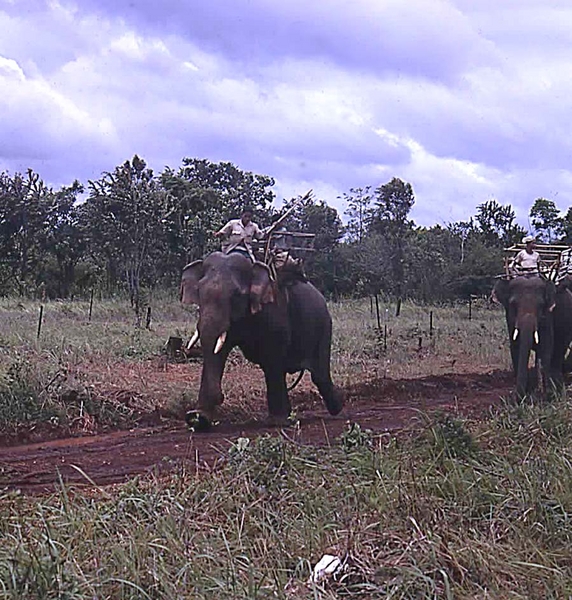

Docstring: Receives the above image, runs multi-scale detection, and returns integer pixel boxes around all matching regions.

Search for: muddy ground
[0,363,514,494]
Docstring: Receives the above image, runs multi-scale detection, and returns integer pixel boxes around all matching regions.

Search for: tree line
[1,155,571,304]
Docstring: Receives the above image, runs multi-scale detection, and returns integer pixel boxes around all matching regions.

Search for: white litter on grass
[309,554,343,584]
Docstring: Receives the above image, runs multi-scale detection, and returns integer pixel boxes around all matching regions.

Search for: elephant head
[180,252,276,419]
[492,276,556,395]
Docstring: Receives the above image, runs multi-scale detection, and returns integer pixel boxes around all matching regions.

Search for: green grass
[1,399,572,598]
[0,293,570,598]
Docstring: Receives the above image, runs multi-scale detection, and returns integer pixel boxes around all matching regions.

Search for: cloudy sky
[1,0,571,226]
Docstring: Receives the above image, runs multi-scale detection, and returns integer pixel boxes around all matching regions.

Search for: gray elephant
[492,276,563,396]
[552,275,572,376]
[492,277,556,395]
[180,252,344,430]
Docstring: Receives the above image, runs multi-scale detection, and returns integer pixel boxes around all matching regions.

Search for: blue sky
[1,0,571,227]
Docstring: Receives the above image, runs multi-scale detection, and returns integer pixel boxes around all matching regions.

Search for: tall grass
[1,397,572,598]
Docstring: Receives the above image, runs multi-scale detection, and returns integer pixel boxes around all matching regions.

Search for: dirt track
[0,370,514,494]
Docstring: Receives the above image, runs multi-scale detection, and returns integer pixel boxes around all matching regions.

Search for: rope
[287,370,305,391]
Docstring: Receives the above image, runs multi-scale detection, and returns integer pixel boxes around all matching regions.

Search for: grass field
[4,294,569,598]
[0,294,509,434]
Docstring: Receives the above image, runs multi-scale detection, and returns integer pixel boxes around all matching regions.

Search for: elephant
[551,277,572,377]
[180,251,344,430]
[492,276,558,396]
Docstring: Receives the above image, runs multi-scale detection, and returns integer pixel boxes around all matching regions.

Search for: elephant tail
[287,370,305,391]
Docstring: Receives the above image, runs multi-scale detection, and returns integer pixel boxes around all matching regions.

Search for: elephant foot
[265,413,296,428]
[185,411,213,432]
[324,386,345,416]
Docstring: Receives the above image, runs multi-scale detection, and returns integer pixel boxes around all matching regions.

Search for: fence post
[146,306,152,330]
[374,294,381,330]
[468,296,472,320]
[89,288,94,322]
[37,305,44,340]
[429,311,434,337]
[395,298,402,317]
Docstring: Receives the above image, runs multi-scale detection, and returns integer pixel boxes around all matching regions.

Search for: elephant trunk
[515,316,536,397]
[196,309,231,414]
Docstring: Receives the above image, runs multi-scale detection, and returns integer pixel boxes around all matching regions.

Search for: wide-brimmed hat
[522,235,536,244]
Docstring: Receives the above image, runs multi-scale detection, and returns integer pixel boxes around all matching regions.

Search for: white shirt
[512,249,540,273]
[217,219,264,254]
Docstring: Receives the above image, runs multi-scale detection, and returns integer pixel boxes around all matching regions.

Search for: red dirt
[0,369,514,494]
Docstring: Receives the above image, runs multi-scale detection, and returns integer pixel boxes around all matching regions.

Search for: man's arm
[510,250,523,270]
[215,221,233,238]
[253,223,265,239]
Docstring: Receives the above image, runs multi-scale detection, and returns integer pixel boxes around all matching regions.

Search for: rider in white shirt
[511,235,541,276]
[215,208,264,260]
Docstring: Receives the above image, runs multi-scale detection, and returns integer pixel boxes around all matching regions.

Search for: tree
[42,180,87,298]
[279,194,344,295]
[342,186,372,243]
[160,159,276,276]
[84,156,167,310]
[369,178,416,298]
[561,207,572,245]
[474,200,524,247]
[529,198,562,243]
[0,170,65,295]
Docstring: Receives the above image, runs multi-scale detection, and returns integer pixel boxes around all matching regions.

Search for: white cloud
[0,0,571,228]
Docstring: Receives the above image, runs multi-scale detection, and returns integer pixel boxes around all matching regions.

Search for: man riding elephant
[510,235,541,276]
[214,207,265,261]
[181,251,344,430]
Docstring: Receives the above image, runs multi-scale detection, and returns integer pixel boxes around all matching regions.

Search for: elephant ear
[180,260,204,305]
[250,262,276,315]
[491,278,510,307]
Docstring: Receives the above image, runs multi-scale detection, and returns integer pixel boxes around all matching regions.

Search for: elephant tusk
[513,328,519,341]
[534,330,539,345]
[187,329,200,350]
[214,331,227,354]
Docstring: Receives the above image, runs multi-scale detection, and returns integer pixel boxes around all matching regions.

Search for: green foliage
[474,199,525,247]
[340,421,373,452]
[0,158,569,304]
[0,358,60,424]
[428,413,476,459]
[342,186,373,243]
[84,156,168,307]
[530,197,563,242]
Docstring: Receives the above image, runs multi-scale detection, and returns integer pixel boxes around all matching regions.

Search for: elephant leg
[310,339,344,416]
[549,336,568,391]
[263,367,291,422]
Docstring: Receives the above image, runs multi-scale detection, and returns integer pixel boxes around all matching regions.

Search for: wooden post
[384,324,387,352]
[89,288,94,322]
[468,296,472,320]
[395,298,402,317]
[418,336,422,351]
[37,305,44,340]
[369,296,373,317]
[429,311,434,337]
[374,294,381,330]
[145,306,152,330]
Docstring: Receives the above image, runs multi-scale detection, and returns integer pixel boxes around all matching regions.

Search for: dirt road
[0,370,513,494]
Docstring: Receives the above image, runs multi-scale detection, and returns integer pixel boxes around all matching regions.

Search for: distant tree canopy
[0,156,568,302]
